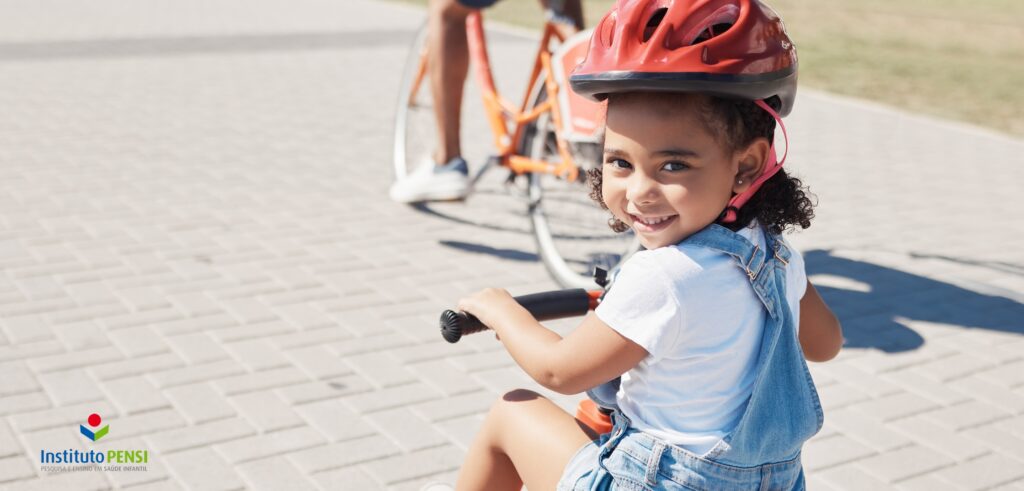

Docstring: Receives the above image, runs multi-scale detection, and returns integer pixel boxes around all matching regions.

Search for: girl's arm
[798,280,843,362]
[458,288,648,394]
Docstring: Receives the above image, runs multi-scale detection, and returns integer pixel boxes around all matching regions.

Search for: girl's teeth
[638,216,668,225]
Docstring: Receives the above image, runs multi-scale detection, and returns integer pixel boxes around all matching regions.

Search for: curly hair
[587,93,815,236]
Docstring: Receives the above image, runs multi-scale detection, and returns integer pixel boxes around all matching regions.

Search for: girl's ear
[732,137,771,195]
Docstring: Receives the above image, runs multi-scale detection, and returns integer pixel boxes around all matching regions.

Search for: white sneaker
[389,156,470,203]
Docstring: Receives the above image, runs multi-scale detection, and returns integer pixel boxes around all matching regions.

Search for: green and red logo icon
[80,413,109,442]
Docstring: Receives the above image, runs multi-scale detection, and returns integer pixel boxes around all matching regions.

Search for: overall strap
[682,224,783,320]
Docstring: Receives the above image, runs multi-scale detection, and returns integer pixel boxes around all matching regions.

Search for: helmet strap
[720,99,789,223]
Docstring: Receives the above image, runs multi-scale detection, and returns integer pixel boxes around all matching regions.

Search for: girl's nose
[626,173,659,204]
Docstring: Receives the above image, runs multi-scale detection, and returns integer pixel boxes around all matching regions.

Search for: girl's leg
[455,389,598,491]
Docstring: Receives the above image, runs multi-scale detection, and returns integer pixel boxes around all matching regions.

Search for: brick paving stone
[3,471,110,491]
[309,466,381,491]
[145,418,256,455]
[896,474,962,491]
[50,321,110,352]
[236,456,317,491]
[432,414,486,451]
[949,375,1024,413]
[327,331,417,357]
[911,353,999,383]
[92,437,170,488]
[166,292,221,317]
[878,368,973,406]
[164,382,236,425]
[822,406,913,452]
[229,391,304,433]
[346,352,417,389]
[284,345,351,379]
[962,424,1024,462]
[0,340,64,365]
[802,434,876,472]
[0,315,53,344]
[220,298,278,325]
[212,366,309,396]
[366,407,448,452]
[151,314,237,337]
[935,453,1024,491]
[9,400,116,433]
[345,383,442,415]
[0,419,22,458]
[117,286,172,312]
[163,447,244,491]
[26,346,123,374]
[105,409,188,443]
[273,303,334,331]
[817,462,890,491]
[0,392,51,417]
[287,436,401,475]
[892,416,991,462]
[0,456,36,484]
[214,426,326,465]
[853,391,939,423]
[857,445,954,483]
[90,352,184,381]
[208,320,295,344]
[294,398,376,442]
[411,359,485,396]
[101,376,171,415]
[976,360,1024,388]
[223,338,291,371]
[107,326,168,358]
[362,445,464,486]
[149,360,246,389]
[923,400,1013,431]
[287,372,375,401]
[165,333,231,365]
[412,390,497,423]
[0,362,41,396]
[101,309,183,332]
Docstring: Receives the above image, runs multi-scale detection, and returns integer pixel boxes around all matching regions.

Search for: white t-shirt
[595,224,807,455]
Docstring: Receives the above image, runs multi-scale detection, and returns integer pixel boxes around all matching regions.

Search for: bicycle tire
[392,21,433,180]
[519,87,640,289]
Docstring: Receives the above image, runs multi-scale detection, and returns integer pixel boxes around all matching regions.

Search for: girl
[453,1,843,489]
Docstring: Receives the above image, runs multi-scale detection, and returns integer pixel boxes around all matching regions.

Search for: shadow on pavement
[805,249,1024,353]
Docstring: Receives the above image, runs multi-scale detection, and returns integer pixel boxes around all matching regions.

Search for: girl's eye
[662,161,691,172]
[606,158,632,170]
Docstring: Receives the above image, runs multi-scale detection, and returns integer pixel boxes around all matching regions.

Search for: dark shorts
[457,0,500,8]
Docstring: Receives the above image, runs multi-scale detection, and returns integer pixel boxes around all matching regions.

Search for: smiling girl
[450,1,843,490]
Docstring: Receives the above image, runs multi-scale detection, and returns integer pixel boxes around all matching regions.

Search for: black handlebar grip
[440,288,592,343]
[439,309,488,344]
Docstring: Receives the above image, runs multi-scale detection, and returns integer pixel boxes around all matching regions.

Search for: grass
[392,0,1024,137]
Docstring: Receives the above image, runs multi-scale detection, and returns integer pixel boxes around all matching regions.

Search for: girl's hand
[456,288,527,332]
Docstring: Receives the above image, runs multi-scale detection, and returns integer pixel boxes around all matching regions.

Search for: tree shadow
[804,249,1024,353]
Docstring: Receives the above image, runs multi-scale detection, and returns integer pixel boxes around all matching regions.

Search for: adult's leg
[427,0,473,166]
[540,0,585,37]
[455,389,598,491]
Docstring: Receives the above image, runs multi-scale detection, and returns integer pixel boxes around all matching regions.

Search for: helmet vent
[642,8,668,42]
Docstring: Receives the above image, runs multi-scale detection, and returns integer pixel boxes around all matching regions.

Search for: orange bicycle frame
[407,12,582,182]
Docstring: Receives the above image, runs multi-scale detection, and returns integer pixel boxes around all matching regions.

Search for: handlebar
[439,288,600,343]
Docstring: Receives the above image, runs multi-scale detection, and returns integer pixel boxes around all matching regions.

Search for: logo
[79,413,109,442]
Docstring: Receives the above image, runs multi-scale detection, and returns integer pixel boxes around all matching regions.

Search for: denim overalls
[559,224,824,491]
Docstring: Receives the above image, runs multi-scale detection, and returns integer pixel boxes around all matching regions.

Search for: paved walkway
[0,0,1022,489]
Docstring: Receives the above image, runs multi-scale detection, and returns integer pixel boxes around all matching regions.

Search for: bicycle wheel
[393,22,433,180]
[520,89,640,289]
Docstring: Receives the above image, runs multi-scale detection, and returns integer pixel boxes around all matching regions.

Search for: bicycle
[392,9,640,289]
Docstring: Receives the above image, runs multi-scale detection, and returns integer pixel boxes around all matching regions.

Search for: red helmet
[570,0,798,116]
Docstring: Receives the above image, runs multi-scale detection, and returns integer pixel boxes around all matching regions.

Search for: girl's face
[602,94,756,249]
